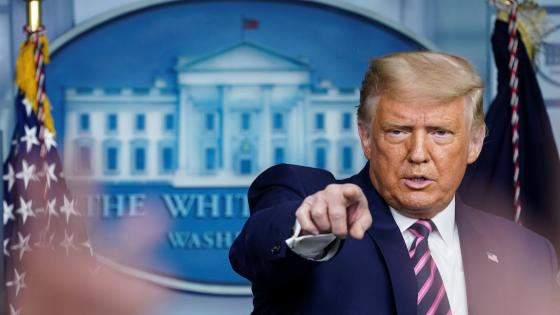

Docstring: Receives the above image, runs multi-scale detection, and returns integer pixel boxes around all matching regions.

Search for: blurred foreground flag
[459,3,560,258]
[2,25,91,314]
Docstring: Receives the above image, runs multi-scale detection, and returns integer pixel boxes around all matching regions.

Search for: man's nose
[407,131,429,164]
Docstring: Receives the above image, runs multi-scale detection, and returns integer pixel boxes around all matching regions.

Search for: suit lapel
[350,165,507,314]
[456,199,504,314]
[351,165,417,315]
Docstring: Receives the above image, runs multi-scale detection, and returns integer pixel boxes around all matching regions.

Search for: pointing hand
[295,184,372,239]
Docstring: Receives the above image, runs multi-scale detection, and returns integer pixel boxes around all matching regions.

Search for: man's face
[358,95,484,218]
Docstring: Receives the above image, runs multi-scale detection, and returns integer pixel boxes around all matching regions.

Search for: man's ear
[467,126,485,164]
[358,121,372,160]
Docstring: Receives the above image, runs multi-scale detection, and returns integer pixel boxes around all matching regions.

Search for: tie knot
[409,219,435,239]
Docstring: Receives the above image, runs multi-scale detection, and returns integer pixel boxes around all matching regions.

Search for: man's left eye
[431,130,451,137]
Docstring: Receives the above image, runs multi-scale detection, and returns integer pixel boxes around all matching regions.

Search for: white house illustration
[63,42,364,186]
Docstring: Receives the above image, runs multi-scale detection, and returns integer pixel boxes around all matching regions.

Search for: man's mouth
[403,176,433,189]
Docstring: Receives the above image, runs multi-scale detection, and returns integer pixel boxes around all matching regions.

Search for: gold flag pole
[25,0,42,32]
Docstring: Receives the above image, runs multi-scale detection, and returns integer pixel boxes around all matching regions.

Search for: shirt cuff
[285,220,341,261]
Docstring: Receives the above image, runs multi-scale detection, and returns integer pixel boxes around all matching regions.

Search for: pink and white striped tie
[408,219,452,315]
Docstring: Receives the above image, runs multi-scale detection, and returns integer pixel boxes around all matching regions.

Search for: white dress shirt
[286,197,468,315]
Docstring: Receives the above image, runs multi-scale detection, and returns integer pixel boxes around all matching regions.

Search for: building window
[315,113,325,131]
[342,113,352,131]
[342,146,353,171]
[102,141,120,175]
[206,148,216,170]
[74,139,94,175]
[130,139,148,174]
[159,142,175,174]
[162,147,173,172]
[273,113,284,131]
[274,147,285,164]
[240,159,252,174]
[78,146,92,172]
[235,139,255,175]
[315,147,327,169]
[313,139,329,169]
[134,147,146,171]
[205,113,215,131]
[164,113,174,132]
[241,112,251,131]
[135,114,146,131]
[107,147,118,171]
[107,114,118,132]
[79,114,90,132]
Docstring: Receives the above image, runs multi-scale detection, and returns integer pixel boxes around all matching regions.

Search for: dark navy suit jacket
[230,164,560,314]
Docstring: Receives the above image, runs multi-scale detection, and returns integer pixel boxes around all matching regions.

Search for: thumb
[348,205,372,240]
[342,185,372,239]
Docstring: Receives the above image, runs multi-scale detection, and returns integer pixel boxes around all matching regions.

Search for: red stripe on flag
[243,18,259,30]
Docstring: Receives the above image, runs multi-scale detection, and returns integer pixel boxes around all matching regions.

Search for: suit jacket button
[271,245,280,255]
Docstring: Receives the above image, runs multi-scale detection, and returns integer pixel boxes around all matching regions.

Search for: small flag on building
[242,17,259,30]
[2,24,92,314]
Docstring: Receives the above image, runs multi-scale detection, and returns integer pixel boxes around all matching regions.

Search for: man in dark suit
[229,52,560,314]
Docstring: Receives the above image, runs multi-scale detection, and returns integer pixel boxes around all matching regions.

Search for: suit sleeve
[229,164,336,288]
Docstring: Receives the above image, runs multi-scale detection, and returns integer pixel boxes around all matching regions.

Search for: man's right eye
[387,129,405,136]
[385,129,409,141]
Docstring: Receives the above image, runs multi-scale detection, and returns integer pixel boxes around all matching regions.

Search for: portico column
[222,85,232,174]
[261,85,272,169]
[178,86,189,175]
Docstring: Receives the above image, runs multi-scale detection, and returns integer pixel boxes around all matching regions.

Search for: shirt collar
[389,197,456,246]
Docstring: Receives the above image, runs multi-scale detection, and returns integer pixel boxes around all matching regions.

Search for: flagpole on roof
[241,15,246,42]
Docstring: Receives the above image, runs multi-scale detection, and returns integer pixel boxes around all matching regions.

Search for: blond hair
[358,51,485,133]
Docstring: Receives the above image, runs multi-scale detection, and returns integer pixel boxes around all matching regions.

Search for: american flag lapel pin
[486,251,499,264]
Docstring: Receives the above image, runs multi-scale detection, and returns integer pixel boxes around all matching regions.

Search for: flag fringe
[15,34,55,136]
[496,3,552,64]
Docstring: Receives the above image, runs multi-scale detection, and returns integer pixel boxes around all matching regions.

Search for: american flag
[2,26,92,315]
[242,17,259,30]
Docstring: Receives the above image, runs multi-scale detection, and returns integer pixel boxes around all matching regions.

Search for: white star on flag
[9,304,21,315]
[20,125,39,153]
[3,201,15,225]
[16,197,35,224]
[21,97,33,117]
[43,162,57,188]
[15,159,37,189]
[81,239,95,257]
[34,230,56,249]
[6,268,27,297]
[11,232,32,262]
[60,195,79,223]
[60,230,77,256]
[47,233,56,248]
[3,164,16,192]
[46,198,58,217]
[4,238,10,256]
[89,265,102,276]
[43,128,57,151]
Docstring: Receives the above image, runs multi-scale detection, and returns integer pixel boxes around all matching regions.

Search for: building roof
[176,42,310,72]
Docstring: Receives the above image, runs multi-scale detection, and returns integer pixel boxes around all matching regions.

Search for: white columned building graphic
[63,42,364,186]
